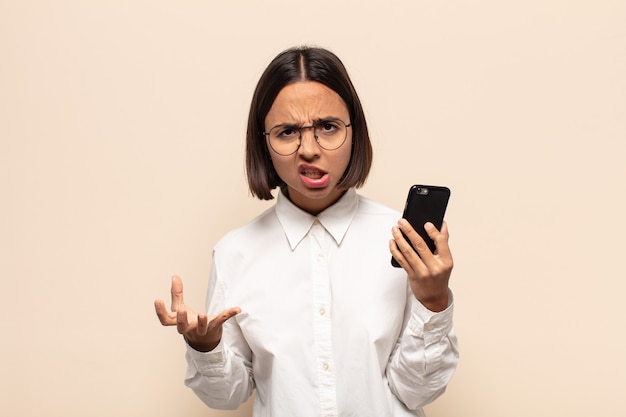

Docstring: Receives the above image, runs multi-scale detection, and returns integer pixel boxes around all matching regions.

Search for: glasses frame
[263,118,352,156]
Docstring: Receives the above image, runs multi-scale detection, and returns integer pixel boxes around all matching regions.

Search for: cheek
[266,144,281,169]
[340,143,354,169]
[269,154,293,178]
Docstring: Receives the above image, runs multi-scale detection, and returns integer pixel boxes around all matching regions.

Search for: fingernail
[398,219,408,227]
[392,225,399,233]
[424,222,434,230]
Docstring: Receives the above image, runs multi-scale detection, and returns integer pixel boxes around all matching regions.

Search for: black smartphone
[391,185,451,268]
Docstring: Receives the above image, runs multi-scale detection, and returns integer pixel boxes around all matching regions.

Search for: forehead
[265,81,348,125]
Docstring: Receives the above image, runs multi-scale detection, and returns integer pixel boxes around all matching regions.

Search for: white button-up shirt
[185,189,458,417]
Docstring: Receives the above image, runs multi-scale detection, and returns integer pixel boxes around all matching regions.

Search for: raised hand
[389,219,453,312]
[154,276,241,352]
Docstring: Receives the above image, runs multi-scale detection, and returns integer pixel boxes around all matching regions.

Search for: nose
[297,126,320,156]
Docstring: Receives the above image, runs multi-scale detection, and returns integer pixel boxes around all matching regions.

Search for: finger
[176,304,192,334]
[171,275,184,312]
[208,307,242,332]
[424,221,452,260]
[397,219,433,261]
[440,221,450,236]
[389,238,409,269]
[390,225,421,273]
[197,314,209,336]
[154,299,176,326]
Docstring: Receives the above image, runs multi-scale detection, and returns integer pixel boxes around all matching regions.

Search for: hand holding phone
[391,185,450,268]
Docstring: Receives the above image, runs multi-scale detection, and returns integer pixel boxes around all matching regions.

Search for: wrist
[418,292,449,313]
[185,336,220,353]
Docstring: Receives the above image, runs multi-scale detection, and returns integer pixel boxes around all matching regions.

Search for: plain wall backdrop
[2,1,625,416]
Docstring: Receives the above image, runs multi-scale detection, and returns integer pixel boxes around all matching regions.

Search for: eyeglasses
[263,118,351,156]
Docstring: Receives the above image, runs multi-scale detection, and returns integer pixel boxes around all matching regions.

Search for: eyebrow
[271,117,344,128]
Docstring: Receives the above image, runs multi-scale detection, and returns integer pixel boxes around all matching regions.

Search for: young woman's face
[264,81,353,215]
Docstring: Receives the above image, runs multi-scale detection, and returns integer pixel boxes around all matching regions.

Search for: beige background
[2,1,625,416]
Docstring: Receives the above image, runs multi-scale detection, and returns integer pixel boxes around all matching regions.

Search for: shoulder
[345,194,401,239]
[211,204,284,279]
[356,194,401,219]
[214,204,280,251]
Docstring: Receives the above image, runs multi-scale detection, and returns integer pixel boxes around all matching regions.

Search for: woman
[155,46,458,416]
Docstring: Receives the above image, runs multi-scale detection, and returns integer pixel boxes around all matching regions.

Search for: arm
[387,219,459,409]
[386,291,459,409]
[154,266,254,409]
[183,259,255,409]
[184,330,255,409]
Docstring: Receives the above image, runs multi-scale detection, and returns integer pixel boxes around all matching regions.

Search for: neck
[284,188,347,215]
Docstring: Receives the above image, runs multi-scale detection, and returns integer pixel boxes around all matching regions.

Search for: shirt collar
[275,188,359,250]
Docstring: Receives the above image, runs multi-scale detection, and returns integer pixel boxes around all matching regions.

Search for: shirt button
[319,307,326,316]
[322,363,329,371]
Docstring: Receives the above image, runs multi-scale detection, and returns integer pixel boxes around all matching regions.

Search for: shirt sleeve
[183,253,255,410]
[386,289,459,410]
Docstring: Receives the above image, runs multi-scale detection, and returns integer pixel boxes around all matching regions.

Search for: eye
[274,126,299,139]
[318,122,339,134]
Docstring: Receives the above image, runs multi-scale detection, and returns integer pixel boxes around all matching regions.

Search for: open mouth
[300,168,325,179]
[299,165,329,188]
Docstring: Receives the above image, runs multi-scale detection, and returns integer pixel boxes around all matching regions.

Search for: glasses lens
[314,120,348,151]
[268,125,301,155]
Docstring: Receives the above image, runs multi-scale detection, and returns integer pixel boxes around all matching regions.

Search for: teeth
[302,169,323,179]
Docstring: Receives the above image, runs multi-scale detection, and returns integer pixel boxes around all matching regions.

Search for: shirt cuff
[186,339,226,373]
[408,289,455,346]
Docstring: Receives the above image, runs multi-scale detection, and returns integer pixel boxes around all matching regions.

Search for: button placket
[310,221,338,415]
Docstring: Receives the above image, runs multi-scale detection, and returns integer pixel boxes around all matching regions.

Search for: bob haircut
[246,46,373,200]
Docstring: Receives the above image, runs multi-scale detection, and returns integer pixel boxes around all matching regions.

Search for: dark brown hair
[246,46,373,200]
